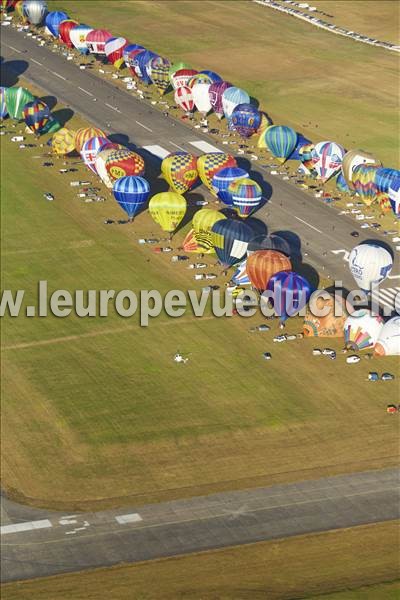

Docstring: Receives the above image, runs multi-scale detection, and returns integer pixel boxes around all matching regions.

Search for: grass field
[46,0,399,168]
[1,87,399,510]
[2,522,399,599]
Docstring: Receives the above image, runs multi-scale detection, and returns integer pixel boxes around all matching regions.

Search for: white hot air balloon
[344,309,384,351]
[191,82,211,116]
[23,0,47,25]
[69,25,93,55]
[349,244,393,292]
[222,87,250,119]
[374,316,400,356]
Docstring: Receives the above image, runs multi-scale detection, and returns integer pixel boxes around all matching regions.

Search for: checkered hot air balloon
[58,19,78,47]
[246,250,292,292]
[351,164,380,206]
[104,37,128,69]
[113,176,150,221]
[197,153,237,193]
[388,177,400,217]
[212,167,249,205]
[161,152,198,194]
[149,56,171,95]
[80,135,109,173]
[105,148,145,183]
[174,86,194,114]
[74,126,106,153]
[229,178,262,218]
[95,145,123,188]
[22,99,50,135]
[51,128,76,155]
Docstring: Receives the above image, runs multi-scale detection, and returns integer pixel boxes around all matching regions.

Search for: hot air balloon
[95,145,121,188]
[69,24,93,54]
[105,148,145,183]
[5,87,35,120]
[22,0,47,25]
[212,167,249,205]
[222,87,250,119]
[44,10,68,37]
[182,229,200,253]
[161,152,198,194]
[74,126,106,153]
[344,310,384,351]
[378,192,392,214]
[86,29,112,54]
[208,81,232,119]
[113,176,150,221]
[303,293,348,338]
[211,219,253,267]
[192,209,226,253]
[267,271,312,322]
[168,61,190,82]
[287,134,312,161]
[349,243,393,292]
[374,317,400,356]
[336,171,352,194]
[133,49,158,84]
[174,86,194,114]
[299,142,316,176]
[200,70,222,83]
[22,99,50,135]
[342,149,380,191]
[51,127,76,155]
[375,168,400,194]
[258,125,297,164]
[312,141,345,182]
[388,177,400,217]
[188,73,213,87]
[149,56,171,95]
[171,68,198,90]
[352,164,380,206]
[247,234,291,257]
[0,87,8,119]
[1,0,16,11]
[197,153,237,193]
[191,82,212,115]
[229,178,262,218]
[123,43,145,66]
[104,37,128,69]
[80,135,109,173]
[149,192,187,235]
[124,47,145,77]
[15,1,26,21]
[58,19,78,47]
[246,250,292,292]
[230,103,261,138]
[232,259,251,285]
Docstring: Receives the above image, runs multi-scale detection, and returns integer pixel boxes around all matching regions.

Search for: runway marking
[189,140,221,153]
[142,145,170,159]
[105,103,121,113]
[294,216,323,234]
[51,71,66,81]
[31,58,42,66]
[169,141,186,152]
[1,519,52,535]
[78,87,93,97]
[115,513,142,525]
[135,120,153,132]
[331,249,350,262]
[7,45,21,54]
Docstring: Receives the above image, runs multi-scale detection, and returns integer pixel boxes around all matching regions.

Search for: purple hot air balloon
[208,81,233,119]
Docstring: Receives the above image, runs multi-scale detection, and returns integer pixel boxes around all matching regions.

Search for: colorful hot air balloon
[287,134,312,161]
[375,168,400,194]
[15,0,26,21]
[74,126,106,153]
[222,87,250,119]
[197,153,237,193]
[1,0,16,11]
[113,176,150,221]
[349,243,393,292]
[377,192,392,213]
[230,103,261,138]
[352,164,380,206]
[374,317,400,356]
[303,293,348,338]
[104,37,128,69]
[174,85,194,114]
[247,234,291,257]
[95,146,121,188]
[208,81,232,119]
[171,68,198,90]
[105,148,145,183]
[161,152,198,194]
[267,271,312,322]
[69,24,93,54]
[191,82,212,115]
[123,43,145,68]
[134,49,158,84]
[388,177,400,217]
[336,171,352,194]
[149,192,187,234]
[22,99,50,135]
[344,310,384,351]
[299,142,316,176]
[246,250,292,292]
[231,259,251,286]
[182,229,200,253]
[44,10,68,37]
[5,87,35,120]
[312,141,345,182]
[258,125,297,164]
[22,0,47,25]
[51,127,76,155]
[86,29,112,54]
[188,73,213,87]
[58,19,78,47]
[211,219,253,267]
[192,209,226,253]
[168,62,190,82]
[229,178,262,218]
[341,149,380,191]
[212,167,249,205]
[80,135,109,173]
[149,56,171,95]
[0,87,8,119]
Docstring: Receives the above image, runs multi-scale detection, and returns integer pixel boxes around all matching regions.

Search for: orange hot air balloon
[303,293,348,338]
[74,127,106,153]
[246,250,291,292]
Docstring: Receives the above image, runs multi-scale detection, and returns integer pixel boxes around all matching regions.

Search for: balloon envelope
[267,271,312,322]
[113,176,150,219]
[212,167,249,205]
[86,29,112,54]
[174,86,194,113]
[258,125,297,164]
[209,81,232,118]
[303,293,348,338]
[58,19,78,47]
[230,103,261,138]
[197,153,237,193]
[374,317,400,356]
[23,99,50,135]
[51,127,76,155]
[105,148,145,183]
[229,178,262,217]
[104,37,128,69]
[171,68,198,90]
[45,10,69,36]
[80,135,109,173]
[312,141,345,182]
[69,24,93,54]
[222,86,250,119]
[349,243,393,291]
[388,177,400,217]
[150,56,171,95]
[161,152,198,194]
[5,86,35,120]
[211,219,253,267]
[0,87,8,119]
[192,208,226,253]
[375,168,400,194]
[191,82,211,115]
[247,234,291,256]
[352,164,380,206]
[246,250,291,292]
[342,149,380,190]
[22,0,47,25]
[344,310,384,350]
[148,192,187,233]
[74,126,106,152]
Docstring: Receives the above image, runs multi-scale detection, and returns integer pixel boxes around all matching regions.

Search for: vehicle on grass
[312,349,322,356]
[368,372,379,381]
[346,355,361,364]
[273,335,286,343]
[381,373,395,381]
[350,231,359,237]
[258,325,270,332]
[43,192,54,201]
[322,348,335,356]
[263,352,272,360]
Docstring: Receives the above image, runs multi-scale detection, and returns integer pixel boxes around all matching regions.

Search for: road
[1,468,399,582]
[1,24,399,314]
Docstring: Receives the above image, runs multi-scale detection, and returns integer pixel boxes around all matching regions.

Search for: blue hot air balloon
[211,219,253,267]
[0,87,8,119]
[134,49,158,84]
[267,271,312,323]
[113,176,150,220]
[222,86,250,119]
[336,171,352,194]
[212,167,249,205]
[288,134,312,161]
[388,177,400,218]
[375,168,400,194]
[229,178,263,218]
[45,10,69,37]
[229,103,261,138]
[200,70,222,83]
[258,125,298,164]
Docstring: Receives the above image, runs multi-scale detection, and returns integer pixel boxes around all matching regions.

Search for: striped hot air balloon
[86,29,112,54]
[22,0,47,25]
[197,153,237,193]
[229,178,262,218]
[344,310,384,351]
[51,128,76,155]
[192,209,226,253]
[161,152,198,194]
[149,56,171,95]
[58,19,78,47]
[312,141,345,182]
[104,37,128,69]
[212,167,249,205]
[232,259,251,285]
[267,271,312,323]
[80,135,109,173]
[341,149,380,190]
[22,99,50,135]
[222,87,250,119]
[174,85,194,114]
[258,125,298,164]
[182,229,201,253]
[171,68,198,90]
[375,168,400,194]
[105,148,145,183]
[113,176,150,220]
[74,126,106,153]
[208,81,232,119]
[351,164,380,206]
[211,219,253,267]
[246,250,292,292]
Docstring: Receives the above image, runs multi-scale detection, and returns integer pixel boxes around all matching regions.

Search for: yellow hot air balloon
[342,149,381,191]
[161,152,198,194]
[192,208,226,253]
[149,192,187,235]
[52,128,76,155]
[74,126,106,153]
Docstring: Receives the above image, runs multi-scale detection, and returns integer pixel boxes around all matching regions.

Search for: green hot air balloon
[5,87,35,120]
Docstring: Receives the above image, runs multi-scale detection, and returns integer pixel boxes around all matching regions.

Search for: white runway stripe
[115,513,142,524]
[1,519,52,535]
[142,145,170,159]
[189,140,222,153]
[371,287,400,312]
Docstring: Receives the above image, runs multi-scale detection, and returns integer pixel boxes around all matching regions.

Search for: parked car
[368,372,379,381]
[262,352,272,360]
[43,192,54,201]
[257,325,270,332]
[350,231,359,237]
[312,349,322,356]
[322,348,335,356]
[346,355,361,364]
[381,373,395,381]
[273,335,286,343]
